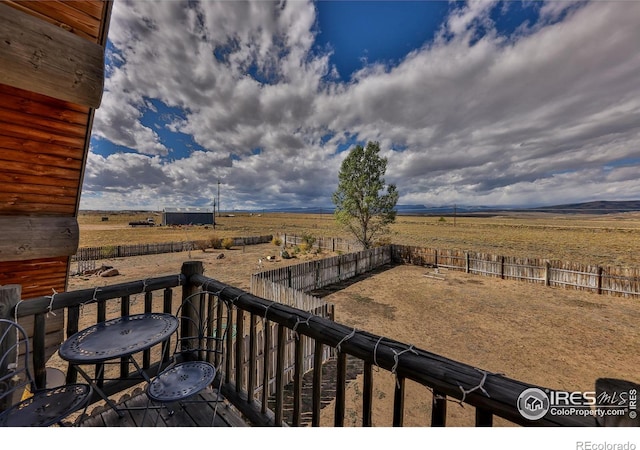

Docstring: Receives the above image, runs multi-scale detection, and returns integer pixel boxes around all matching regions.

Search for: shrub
[221,237,234,249]
[209,236,222,249]
[374,236,392,247]
[271,236,282,246]
[300,234,316,252]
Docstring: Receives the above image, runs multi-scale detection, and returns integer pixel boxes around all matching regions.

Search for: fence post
[434,249,438,268]
[0,284,20,321]
[500,256,505,279]
[597,266,603,294]
[465,252,470,273]
[544,261,551,286]
[180,260,204,356]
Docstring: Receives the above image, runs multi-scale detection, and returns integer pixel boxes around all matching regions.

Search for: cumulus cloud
[83,0,640,210]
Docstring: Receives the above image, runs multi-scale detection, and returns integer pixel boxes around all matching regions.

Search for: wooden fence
[280,234,362,254]
[71,235,273,262]
[247,246,392,393]
[391,245,640,298]
[254,246,393,293]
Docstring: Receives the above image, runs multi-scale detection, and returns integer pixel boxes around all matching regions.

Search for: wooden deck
[76,388,250,427]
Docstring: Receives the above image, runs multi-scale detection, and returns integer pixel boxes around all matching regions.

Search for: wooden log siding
[0,216,79,262]
[0,84,88,216]
[4,1,108,43]
[0,2,105,108]
[0,256,68,300]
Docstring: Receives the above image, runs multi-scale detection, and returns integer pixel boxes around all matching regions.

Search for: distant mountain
[394,200,640,216]
[528,200,640,214]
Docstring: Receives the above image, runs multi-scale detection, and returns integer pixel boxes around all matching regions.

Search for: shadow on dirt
[309,263,398,298]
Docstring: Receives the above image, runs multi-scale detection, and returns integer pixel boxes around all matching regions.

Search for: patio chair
[0,319,92,427]
[142,291,231,426]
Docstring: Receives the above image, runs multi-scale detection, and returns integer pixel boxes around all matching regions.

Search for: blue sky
[82,0,640,211]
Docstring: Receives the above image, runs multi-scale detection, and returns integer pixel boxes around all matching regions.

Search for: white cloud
[84,0,640,210]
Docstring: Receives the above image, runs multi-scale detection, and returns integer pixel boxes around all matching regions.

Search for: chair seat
[146,361,216,403]
[0,384,92,427]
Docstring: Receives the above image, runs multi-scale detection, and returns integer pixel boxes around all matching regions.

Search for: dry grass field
[79,210,640,267]
[64,211,640,427]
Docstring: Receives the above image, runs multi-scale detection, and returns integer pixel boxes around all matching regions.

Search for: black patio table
[58,313,179,417]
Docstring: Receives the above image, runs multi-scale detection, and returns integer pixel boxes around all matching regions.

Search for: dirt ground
[62,243,640,427]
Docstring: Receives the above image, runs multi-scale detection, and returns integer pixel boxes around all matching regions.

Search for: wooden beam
[0,3,104,108]
[0,216,78,262]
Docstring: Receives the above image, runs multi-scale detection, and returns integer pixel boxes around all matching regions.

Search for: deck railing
[3,260,598,427]
[188,261,595,427]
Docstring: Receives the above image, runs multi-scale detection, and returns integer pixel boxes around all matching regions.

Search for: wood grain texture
[0,3,104,107]
[0,216,79,262]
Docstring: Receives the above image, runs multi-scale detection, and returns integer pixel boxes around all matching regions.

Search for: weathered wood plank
[0,3,104,107]
[0,216,79,262]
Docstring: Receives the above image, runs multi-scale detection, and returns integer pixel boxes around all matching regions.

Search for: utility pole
[454,204,457,227]
[217,180,221,216]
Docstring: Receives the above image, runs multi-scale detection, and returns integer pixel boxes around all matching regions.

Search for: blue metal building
[162,207,214,226]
